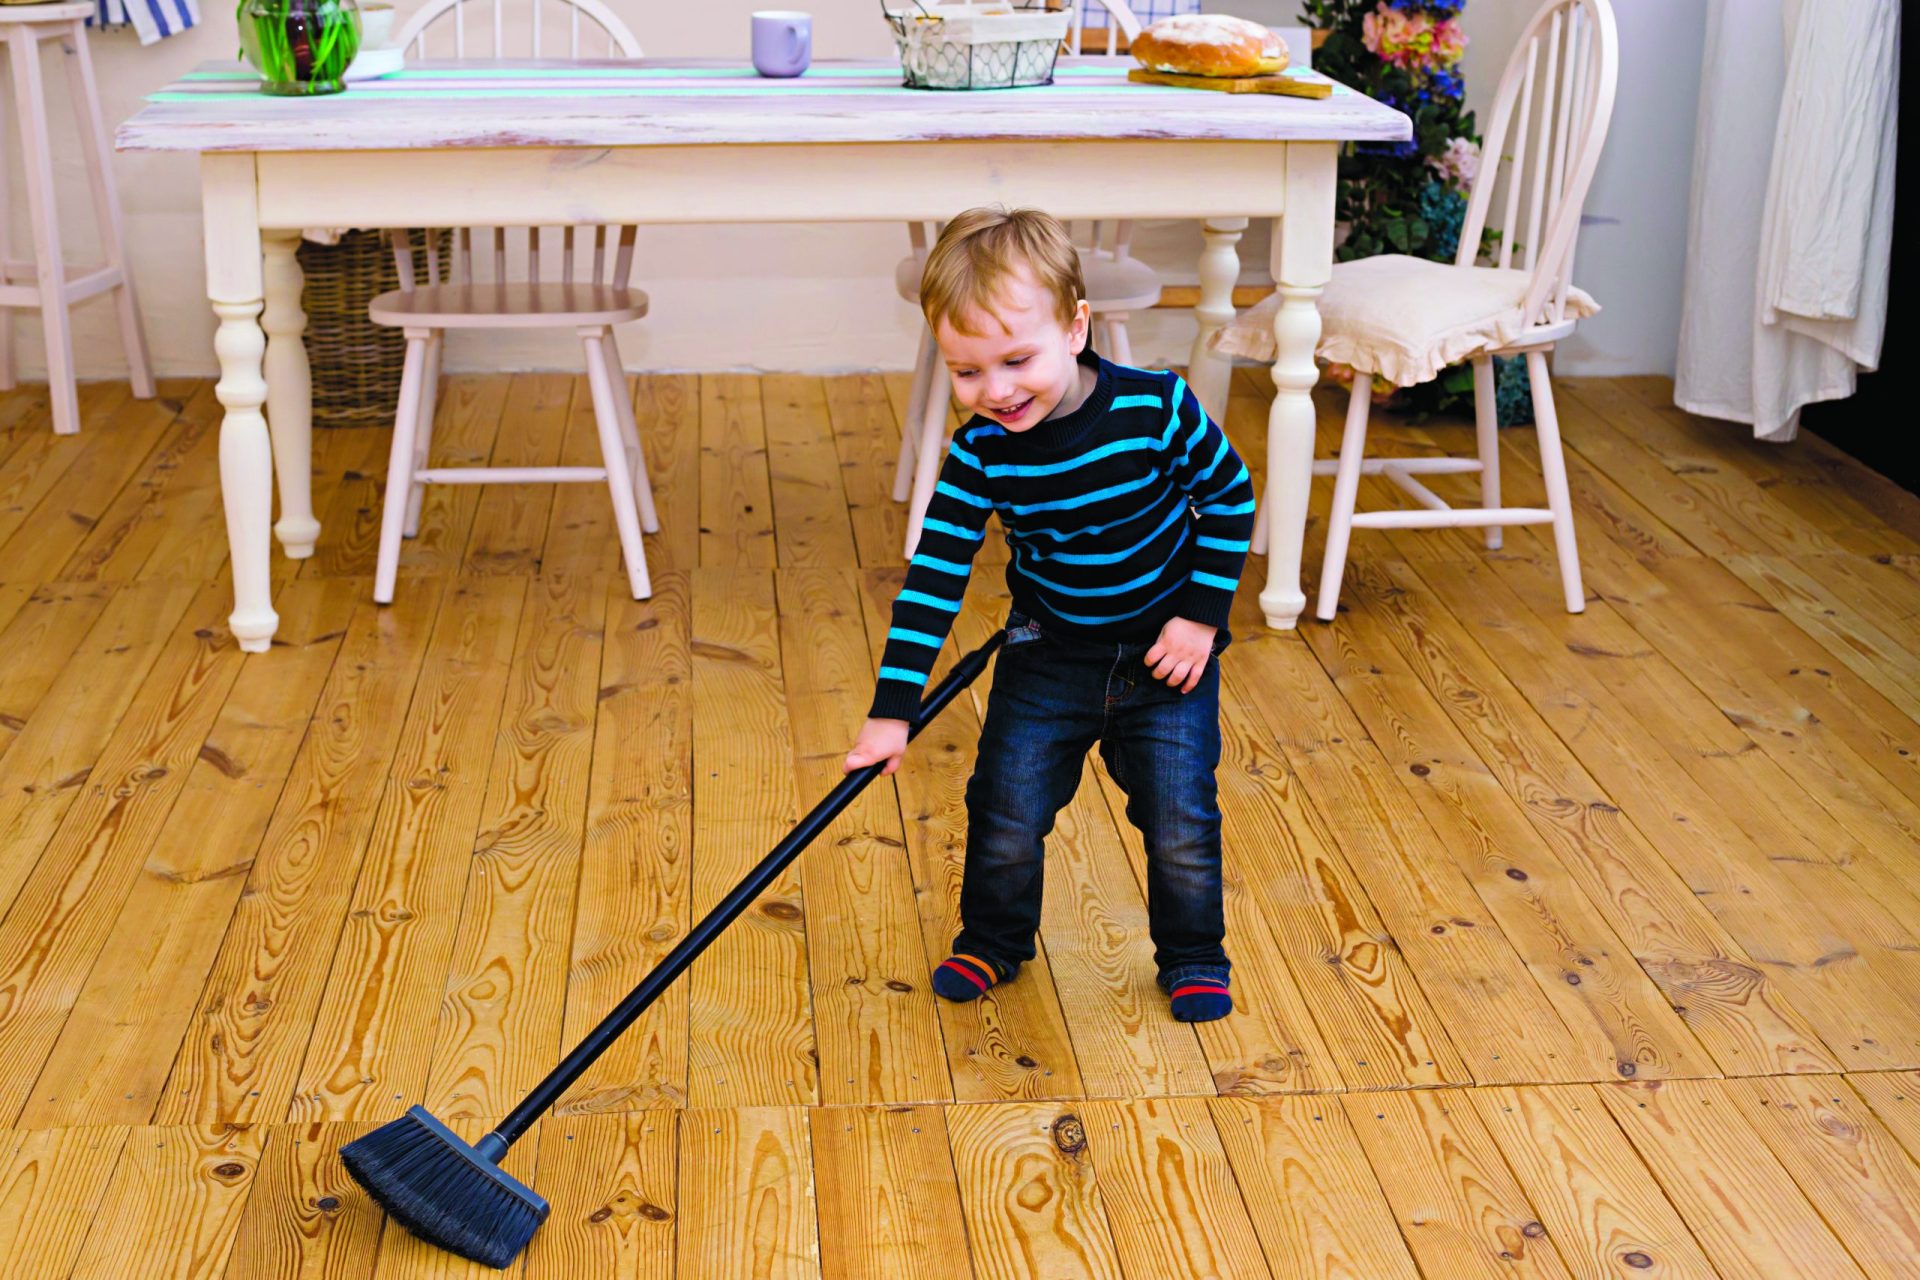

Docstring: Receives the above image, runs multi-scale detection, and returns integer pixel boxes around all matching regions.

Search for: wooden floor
[0,363,1918,1278]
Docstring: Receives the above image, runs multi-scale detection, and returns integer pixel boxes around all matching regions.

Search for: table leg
[203,154,277,652]
[262,228,319,558]
[1185,216,1246,428]
[1260,144,1337,631]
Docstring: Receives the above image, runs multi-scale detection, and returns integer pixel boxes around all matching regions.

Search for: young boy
[844,207,1255,1024]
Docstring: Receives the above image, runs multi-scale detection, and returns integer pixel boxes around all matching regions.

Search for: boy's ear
[1070,299,1092,354]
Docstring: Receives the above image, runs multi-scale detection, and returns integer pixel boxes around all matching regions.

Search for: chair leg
[583,327,651,600]
[1527,350,1585,614]
[403,329,441,538]
[601,330,658,534]
[1106,313,1134,367]
[1472,354,1502,551]
[374,332,429,603]
[11,31,78,435]
[902,357,951,559]
[64,19,152,399]
[894,325,937,503]
[1314,380,1373,622]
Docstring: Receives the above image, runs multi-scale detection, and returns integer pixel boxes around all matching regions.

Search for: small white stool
[0,2,153,434]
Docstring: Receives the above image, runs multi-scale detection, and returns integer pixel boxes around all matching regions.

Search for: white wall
[14,0,1697,380]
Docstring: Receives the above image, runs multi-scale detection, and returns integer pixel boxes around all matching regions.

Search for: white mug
[359,0,395,48]
[752,10,812,78]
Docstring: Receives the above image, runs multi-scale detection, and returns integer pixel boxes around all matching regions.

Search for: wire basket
[881,1,1071,90]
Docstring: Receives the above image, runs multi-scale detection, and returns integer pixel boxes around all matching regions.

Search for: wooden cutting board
[1126,67,1333,99]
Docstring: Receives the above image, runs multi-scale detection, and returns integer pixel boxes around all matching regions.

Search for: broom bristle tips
[340,1108,547,1269]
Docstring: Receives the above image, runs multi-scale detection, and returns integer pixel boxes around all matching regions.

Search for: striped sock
[932,953,1003,1002]
[1166,971,1232,1023]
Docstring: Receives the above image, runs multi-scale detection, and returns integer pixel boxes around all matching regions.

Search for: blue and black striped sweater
[870,349,1256,722]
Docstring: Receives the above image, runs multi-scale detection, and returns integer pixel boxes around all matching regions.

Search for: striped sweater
[870,350,1255,722]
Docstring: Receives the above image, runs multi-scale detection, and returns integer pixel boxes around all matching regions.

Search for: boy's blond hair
[919,207,1085,337]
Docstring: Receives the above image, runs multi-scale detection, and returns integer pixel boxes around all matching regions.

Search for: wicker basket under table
[296,229,449,428]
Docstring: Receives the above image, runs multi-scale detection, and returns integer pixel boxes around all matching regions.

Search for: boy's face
[934,269,1091,432]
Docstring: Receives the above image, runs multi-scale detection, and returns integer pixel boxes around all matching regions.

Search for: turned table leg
[1258,145,1337,631]
[203,154,278,652]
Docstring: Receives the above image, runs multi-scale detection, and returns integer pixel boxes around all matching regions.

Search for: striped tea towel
[1080,0,1198,27]
[95,0,201,45]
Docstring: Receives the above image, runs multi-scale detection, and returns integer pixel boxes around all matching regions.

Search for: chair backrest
[1064,0,1142,58]
[395,0,640,59]
[390,0,642,291]
[1456,0,1617,330]
[390,224,639,291]
[905,211,1138,271]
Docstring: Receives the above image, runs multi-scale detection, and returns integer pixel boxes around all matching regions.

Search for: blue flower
[1429,68,1464,99]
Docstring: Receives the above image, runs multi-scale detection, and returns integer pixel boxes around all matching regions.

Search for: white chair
[893,0,1162,558]
[1217,0,1616,620]
[368,0,656,604]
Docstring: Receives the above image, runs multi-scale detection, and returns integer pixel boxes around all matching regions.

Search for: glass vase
[239,0,362,96]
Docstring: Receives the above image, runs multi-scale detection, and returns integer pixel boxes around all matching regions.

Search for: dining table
[116,57,1409,652]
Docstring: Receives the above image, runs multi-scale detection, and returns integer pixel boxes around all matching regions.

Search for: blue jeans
[955,614,1229,989]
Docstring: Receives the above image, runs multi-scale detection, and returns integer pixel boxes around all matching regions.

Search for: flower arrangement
[1360,2,1466,71]
[1301,0,1531,423]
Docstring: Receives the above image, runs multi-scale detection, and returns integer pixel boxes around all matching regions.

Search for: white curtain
[1673,0,1898,442]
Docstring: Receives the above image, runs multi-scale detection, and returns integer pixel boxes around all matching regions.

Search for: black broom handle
[477,629,1006,1159]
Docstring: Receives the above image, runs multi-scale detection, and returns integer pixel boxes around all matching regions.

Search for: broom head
[340,1105,548,1269]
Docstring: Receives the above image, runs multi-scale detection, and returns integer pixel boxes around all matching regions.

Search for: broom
[341,629,1007,1268]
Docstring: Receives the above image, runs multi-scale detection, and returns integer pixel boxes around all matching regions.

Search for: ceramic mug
[358,0,395,48]
[752,10,811,78]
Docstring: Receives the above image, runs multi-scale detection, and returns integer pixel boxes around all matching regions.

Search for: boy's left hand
[1145,617,1216,693]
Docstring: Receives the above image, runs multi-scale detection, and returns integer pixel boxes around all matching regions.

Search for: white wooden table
[118,58,1408,651]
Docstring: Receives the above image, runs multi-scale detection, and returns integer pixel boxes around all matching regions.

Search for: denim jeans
[954,613,1229,988]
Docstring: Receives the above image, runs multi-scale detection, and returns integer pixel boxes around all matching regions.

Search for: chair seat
[894,247,1161,314]
[368,281,649,329]
[1210,254,1600,386]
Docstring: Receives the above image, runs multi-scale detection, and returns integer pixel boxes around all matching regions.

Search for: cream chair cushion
[1211,254,1600,387]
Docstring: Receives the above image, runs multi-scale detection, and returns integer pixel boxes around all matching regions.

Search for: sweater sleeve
[867,434,994,721]
[1160,376,1255,630]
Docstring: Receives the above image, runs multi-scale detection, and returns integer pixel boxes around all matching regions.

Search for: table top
[117,57,1411,152]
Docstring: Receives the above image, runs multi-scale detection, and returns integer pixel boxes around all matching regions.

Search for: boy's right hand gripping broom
[341,629,1006,1269]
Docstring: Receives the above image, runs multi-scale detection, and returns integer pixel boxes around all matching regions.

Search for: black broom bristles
[341,1105,547,1270]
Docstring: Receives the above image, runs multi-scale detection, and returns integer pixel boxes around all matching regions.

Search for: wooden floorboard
[2,370,1918,1278]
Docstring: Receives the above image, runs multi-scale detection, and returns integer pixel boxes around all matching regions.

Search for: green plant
[239,0,361,95]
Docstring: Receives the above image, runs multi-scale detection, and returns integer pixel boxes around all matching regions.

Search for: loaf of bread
[1131,14,1289,78]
